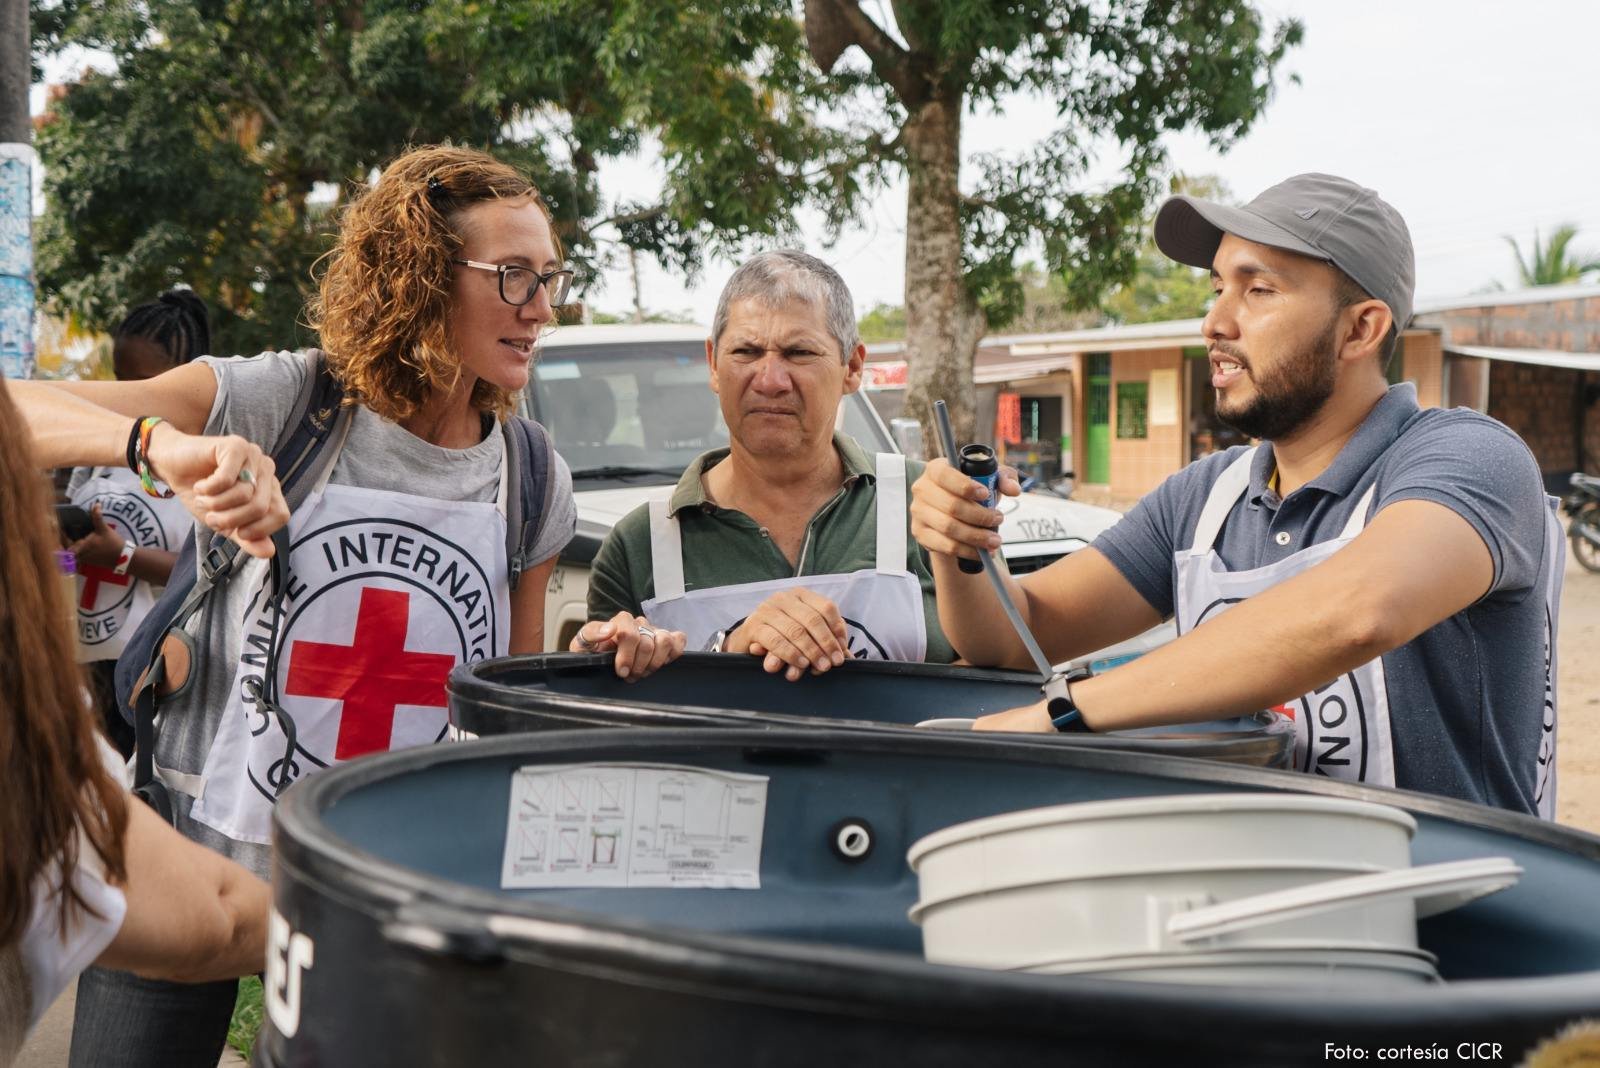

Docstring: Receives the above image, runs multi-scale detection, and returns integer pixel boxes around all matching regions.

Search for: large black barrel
[449,652,1295,768]
[258,729,1600,1067]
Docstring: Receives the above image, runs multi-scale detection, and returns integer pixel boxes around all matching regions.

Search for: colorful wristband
[135,416,176,499]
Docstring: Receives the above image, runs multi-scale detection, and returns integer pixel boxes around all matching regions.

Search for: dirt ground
[1556,542,1600,834]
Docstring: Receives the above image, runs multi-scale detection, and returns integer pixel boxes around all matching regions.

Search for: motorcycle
[1565,472,1600,573]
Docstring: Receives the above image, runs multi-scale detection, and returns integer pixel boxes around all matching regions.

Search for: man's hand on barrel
[909,457,1021,566]
[569,612,687,681]
[724,588,849,682]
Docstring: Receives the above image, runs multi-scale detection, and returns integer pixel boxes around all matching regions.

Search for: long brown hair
[308,144,557,424]
[0,374,128,947]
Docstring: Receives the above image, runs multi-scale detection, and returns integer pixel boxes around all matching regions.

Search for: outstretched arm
[15,362,219,464]
[976,500,1493,731]
[15,368,286,558]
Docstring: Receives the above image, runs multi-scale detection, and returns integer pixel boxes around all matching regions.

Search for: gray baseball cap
[1154,173,1415,331]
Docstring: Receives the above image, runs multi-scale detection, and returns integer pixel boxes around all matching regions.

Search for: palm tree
[1504,224,1600,287]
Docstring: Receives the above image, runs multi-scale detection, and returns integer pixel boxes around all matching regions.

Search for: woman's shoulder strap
[503,416,556,590]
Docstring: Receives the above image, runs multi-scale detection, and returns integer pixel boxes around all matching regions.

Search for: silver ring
[575,631,597,651]
[636,625,656,641]
[237,468,256,486]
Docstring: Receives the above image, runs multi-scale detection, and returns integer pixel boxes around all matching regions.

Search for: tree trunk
[1,0,36,379]
[0,0,25,144]
[900,95,984,456]
[629,245,644,323]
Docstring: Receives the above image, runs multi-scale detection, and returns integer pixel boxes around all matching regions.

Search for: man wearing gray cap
[910,173,1564,816]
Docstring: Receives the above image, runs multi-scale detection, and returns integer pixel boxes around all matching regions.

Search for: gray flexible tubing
[932,400,1055,683]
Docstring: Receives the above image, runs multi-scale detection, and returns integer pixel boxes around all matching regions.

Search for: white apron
[190,426,511,844]
[1175,448,1392,787]
[1533,493,1564,819]
[640,453,927,662]
[69,467,192,662]
[1175,447,1562,819]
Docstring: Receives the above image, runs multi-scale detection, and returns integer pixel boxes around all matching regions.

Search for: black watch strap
[1042,668,1094,732]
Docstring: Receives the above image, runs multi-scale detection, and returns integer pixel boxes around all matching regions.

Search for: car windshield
[525,337,893,478]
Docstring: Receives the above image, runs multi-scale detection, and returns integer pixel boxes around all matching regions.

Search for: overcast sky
[592,0,1600,322]
[31,1,1600,325]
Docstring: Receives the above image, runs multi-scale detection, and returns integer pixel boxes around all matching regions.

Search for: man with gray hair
[575,249,956,678]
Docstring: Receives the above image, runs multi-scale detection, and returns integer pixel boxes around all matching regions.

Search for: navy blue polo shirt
[1093,384,1558,814]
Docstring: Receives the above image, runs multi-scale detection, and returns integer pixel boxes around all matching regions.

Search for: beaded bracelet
[135,416,175,499]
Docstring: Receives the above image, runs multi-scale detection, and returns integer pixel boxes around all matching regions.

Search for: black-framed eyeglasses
[452,259,575,307]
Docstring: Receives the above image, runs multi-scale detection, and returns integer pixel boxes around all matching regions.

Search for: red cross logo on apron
[284,586,456,760]
[79,564,132,609]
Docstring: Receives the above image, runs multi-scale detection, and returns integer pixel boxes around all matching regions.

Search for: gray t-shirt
[157,350,575,874]
[1092,384,1557,814]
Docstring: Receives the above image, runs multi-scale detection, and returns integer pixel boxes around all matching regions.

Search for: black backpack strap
[273,349,348,507]
[124,351,347,795]
[503,416,554,591]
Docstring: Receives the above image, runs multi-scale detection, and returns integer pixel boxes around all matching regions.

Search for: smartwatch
[1041,666,1094,732]
[112,538,138,577]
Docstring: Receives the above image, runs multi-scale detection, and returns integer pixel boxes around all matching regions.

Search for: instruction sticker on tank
[500,763,769,889]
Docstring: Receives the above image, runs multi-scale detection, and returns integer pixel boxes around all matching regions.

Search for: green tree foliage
[796,0,1301,443]
[1504,224,1600,288]
[858,267,1099,341]
[32,0,574,353]
[430,0,884,276]
[1098,174,1231,325]
[855,174,1231,336]
[1097,249,1214,325]
[31,0,869,355]
[857,302,907,342]
[33,0,1297,417]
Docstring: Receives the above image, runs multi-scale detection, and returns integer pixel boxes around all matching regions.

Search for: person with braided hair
[109,289,213,377]
[62,291,211,755]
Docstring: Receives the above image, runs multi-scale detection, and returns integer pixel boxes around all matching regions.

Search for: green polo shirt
[587,432,955,663]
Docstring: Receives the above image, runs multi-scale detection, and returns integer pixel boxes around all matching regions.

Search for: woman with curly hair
[0,373,268,1065]
[11,144,684,1066]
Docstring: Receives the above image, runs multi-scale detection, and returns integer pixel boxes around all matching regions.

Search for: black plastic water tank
[256,728,1600,1067]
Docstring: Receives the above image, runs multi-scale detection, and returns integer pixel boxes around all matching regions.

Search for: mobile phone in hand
[56,504,95,541]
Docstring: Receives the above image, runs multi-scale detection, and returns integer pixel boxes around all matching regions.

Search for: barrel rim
[454,650,1052,688]
[446,653,1297,756]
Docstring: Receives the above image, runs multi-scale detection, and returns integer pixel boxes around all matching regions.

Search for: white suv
[524,324,1156,661]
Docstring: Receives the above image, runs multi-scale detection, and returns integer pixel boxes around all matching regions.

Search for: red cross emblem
[79,564,132,609]
[284,586,457,760]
